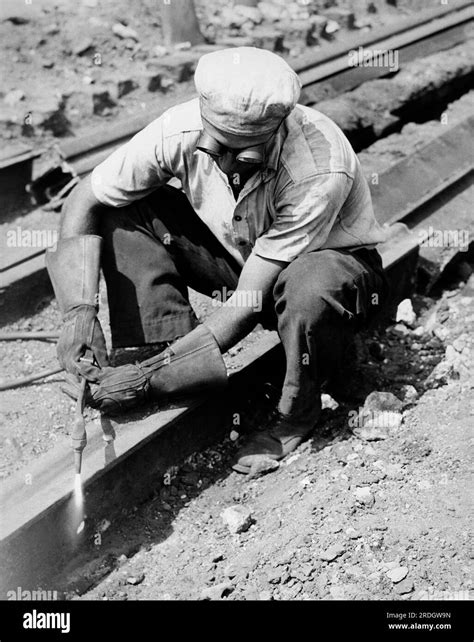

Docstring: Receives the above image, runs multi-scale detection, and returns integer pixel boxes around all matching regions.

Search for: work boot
[232,410,317,474]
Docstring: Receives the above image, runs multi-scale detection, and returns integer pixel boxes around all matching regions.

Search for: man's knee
[273,250,353,322]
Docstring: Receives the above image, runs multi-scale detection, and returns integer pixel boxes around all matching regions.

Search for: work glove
[57,304,109,380]
[62,360,151,415]
[46,235,109,381]
[61,324,228,415]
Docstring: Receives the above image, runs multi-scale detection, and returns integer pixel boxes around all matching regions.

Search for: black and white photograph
[0,0,472,640]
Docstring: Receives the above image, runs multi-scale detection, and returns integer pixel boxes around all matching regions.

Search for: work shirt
[91,97,388,266]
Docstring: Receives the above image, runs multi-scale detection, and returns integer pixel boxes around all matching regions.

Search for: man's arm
[60,174,104,238]
[205,252,287,353]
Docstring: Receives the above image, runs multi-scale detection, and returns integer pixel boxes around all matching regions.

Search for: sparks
[74,473,83,507]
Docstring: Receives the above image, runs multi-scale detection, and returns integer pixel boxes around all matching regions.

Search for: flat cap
[194,47,301,143]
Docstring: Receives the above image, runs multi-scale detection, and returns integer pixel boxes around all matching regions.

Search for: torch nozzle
[72,376,88,475]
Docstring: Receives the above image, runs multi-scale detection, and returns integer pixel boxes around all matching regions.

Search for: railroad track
[0,0,473,595]
[0,0,472,323]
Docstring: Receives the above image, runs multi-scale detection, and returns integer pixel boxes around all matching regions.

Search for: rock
[368,341,385,361]
[200,582,233,600]
[126,573,145,585]
[97,518,111,533]
[27,95,71,136]
[354,17,373,30]
[355,425,389,441]
[323,19,340,36]
[266,568,283,584]
[153,45,169,57]
[353,487,375,507]
[396,299,417,327]
[386,566,408,583]
[399,384,418,405]
[274,552,294,567]
[319,544,345,562]
[251,26,285,52]
[323,8,355,30]
[41,59,55,69]
[257,2,285,22]
[220,7,248,29]
[146,73,165,93]
[345,527,361,540]
[310,15,329,37]
[321,393,339,410]
[364,391,403,414]
[445,345,458,363]
[392,323,410,336]
[434,326,449,342]
[4,89,25,106]
[234,5,263,24]
[220,505,254,534]
[247,457,279,479]
[117,79,138,98]
[72,37,94,56]
[452,334,468,353]
[259,589,272,600]
[394,578,414,595]
[363,411,402,432]
[147,52,199,83]
[413,326,426,337]
[174,41,192,51]
[112,23,139,41]
[211,552,225,563]
[329,585,346,599]
[92,89,117,115]
[279,582,302,599]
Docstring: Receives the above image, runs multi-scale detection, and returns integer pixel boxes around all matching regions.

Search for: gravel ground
[40,274,472,601]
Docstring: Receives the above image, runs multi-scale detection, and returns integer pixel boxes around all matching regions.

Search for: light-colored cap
[194,47,301,143]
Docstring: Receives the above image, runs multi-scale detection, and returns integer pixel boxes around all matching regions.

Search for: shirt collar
[262,122,286,180]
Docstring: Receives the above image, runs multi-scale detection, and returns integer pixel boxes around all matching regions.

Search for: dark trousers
[99,185,388,424]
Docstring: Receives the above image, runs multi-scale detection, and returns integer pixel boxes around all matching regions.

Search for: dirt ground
[37,272,470,601]
[0,0,435,153]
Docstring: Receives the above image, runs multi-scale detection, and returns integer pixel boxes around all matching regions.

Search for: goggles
[196,131,265,165]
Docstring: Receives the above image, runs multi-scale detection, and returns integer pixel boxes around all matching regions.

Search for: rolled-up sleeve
[253,171,353,263]
[91,115,174,207]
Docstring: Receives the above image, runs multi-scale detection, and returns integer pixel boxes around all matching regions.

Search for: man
[47,47,388,474]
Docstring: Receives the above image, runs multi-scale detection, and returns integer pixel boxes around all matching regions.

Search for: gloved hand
[45,235,109,381]
[57,304,109,380]
[61,324,228,415]
[62,361,149,415]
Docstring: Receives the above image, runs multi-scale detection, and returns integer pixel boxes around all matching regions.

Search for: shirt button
[234,215,242,222]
